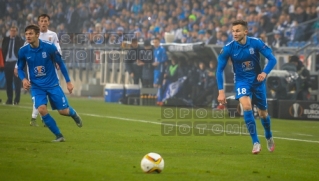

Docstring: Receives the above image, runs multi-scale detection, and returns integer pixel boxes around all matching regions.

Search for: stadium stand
[1,0,319,106]
[0,0,319,45]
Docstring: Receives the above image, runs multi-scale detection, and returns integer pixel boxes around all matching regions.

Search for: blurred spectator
[289,55,311,100]
[139,39,153,88]
[259,32,269,45]
[125,38,143,85]
[282,54,312,100]
[160,54,184,102]
[270,30,287,48]
[183,58,199,101]
[66,6,79,33]
[205,29,216,45]
[131,0,142,15]
[193,61,207,106]
[1,0,318,45]
[194,60,218,108]
[1,26,24,105]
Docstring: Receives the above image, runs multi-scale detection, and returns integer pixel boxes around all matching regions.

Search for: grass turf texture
[0,90,318,181]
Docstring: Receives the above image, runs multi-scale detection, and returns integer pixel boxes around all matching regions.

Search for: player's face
[232,24,247,43]
[153,39,160,48]
[38,17,50,32]
[25,29,39,44]
[131,41,138,48]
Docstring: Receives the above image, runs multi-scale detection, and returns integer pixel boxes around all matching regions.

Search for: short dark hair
[25,24,40,34]
[289,55,300,63]
[232,19,248,29]
[10,26,18,31]
[38,14,50,21]
[206,30,212,35]
[153,37,160,41]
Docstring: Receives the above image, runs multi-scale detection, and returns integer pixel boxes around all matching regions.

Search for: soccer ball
[140,152,164,173]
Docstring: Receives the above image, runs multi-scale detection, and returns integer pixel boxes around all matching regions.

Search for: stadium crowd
[0,0,319,46]
[0,0,318,107]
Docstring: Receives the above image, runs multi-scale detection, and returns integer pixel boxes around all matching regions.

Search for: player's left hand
[14,68,18,77]
[257,72,267,82]
[66,82,74,94]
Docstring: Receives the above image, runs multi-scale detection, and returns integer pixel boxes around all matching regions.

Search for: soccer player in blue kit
[152,37,168,105]
[216,20,276,154]
[17,24,82,142]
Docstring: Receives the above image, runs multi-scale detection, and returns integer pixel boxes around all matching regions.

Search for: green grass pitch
[0,90,318,181]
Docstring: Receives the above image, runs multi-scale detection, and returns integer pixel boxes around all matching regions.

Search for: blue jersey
[17,40,70,88]
[216,36,277,90]
[153,46,168,72]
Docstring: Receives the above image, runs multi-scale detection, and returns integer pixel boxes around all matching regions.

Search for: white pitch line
[81,113,319,144]
[3,104,319,144]
[293,133,313,137]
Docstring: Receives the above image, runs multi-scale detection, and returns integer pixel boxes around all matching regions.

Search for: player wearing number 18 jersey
[216,20,277,154]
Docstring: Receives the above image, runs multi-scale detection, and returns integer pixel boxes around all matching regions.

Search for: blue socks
[243,110,259,144]
[68,106,76,117]
[261,115,272,139]
[42,114,61,136]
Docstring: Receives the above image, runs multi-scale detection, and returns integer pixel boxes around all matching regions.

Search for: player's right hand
[66,82,74,94]
[217,90,227,105]
[22,79,31,90]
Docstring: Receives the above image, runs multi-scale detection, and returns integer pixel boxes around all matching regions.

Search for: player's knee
[37,105,48,116]
[58,109,69,116]
[258,110,268,118]
[242,104,252,111]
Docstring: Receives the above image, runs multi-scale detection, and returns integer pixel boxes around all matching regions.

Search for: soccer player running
[17,24,82,142]
[32,14,62,126]
[15,14,62,126]
[216,20,276,154]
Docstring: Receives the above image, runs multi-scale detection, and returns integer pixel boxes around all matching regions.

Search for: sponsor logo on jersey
[242,61,254,71]
[34,66,46,77]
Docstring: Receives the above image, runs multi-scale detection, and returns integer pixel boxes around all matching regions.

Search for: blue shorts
[31,86,69,110]
[153,70,163,85]
[234,82,267,110]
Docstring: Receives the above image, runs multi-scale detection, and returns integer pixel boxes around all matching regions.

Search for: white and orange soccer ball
[140,152,164,173]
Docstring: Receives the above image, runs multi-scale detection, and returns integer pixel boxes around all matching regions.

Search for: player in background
[152,37,168,105]
[14,14,62,126]
[216,20,277,154]
[17,24,82,142]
